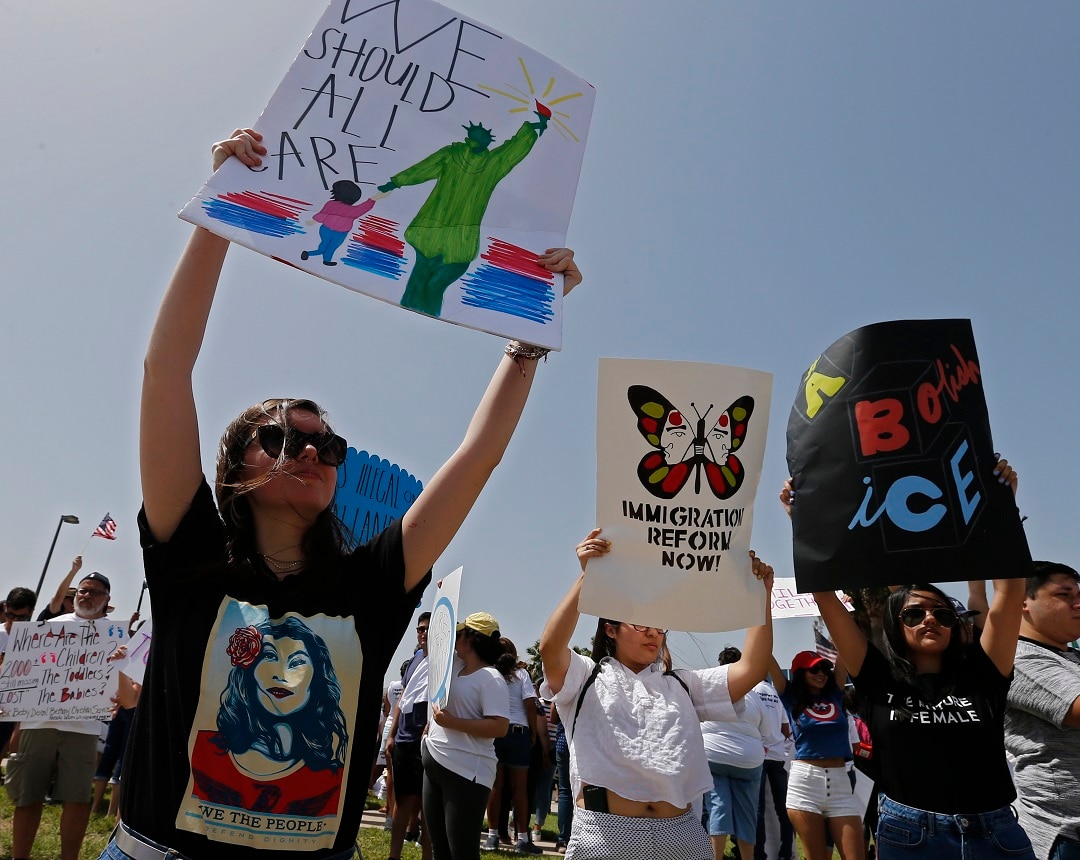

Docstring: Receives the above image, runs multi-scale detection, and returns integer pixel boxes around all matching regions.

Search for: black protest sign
[786,319,1029,591]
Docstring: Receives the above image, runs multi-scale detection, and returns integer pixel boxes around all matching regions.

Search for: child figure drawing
[301,180,375,266]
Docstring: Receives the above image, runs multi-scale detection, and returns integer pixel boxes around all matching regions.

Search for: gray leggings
[422,746,493,860]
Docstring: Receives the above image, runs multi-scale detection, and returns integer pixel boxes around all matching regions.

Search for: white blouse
[542,651,737,808]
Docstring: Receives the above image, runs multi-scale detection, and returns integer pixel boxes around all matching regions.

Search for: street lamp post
[34,514,80,601]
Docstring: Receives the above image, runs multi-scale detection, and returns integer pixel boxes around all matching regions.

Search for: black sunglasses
[252,424,348,467]
[899,606,960,629]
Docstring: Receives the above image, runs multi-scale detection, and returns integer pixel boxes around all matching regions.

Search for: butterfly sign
[629,386,755,499]
[584,358,773,633]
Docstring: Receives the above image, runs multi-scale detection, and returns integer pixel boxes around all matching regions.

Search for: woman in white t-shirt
[539,529,776,860]
[422,612,510,860]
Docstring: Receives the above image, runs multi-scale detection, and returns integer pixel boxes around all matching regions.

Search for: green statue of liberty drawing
[378,106,550,317]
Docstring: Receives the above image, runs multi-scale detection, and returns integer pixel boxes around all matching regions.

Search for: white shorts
[785,760,862,818]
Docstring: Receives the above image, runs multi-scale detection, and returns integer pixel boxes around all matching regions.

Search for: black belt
[509,724,530,734]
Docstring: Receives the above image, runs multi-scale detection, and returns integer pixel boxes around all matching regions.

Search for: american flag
[813,619,839,663]
[92,513,118,540]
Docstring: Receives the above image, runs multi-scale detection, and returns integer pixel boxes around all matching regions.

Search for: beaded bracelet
[504,340,551,375]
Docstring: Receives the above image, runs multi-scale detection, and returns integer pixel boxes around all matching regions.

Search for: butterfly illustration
[628,386,755,499]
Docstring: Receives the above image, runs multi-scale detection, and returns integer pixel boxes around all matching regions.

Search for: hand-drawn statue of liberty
[378,106,550,317]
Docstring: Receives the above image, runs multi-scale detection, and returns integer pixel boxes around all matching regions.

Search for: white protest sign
[181,0,595,348]
[584,358,773,633]
[111,620,153,686]
[427,566,462,710]
[0,619,127,722]
[770,579,854,620]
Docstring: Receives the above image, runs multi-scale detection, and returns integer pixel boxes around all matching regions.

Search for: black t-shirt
[120,479,429,858]
[853,641,1014,814]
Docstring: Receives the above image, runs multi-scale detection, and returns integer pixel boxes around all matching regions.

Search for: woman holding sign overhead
[781,459,1036,860]
[101,128,582,860]
[539,529,776,860]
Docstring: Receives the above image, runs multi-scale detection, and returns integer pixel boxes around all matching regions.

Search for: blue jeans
[556,745,573,844]
[533,759,556,829]
[704,761,762,843]
[877,796,1035,860]
[1050,836,1080,860]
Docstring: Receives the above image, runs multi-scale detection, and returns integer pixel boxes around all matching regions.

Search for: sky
[2,1,1078,684]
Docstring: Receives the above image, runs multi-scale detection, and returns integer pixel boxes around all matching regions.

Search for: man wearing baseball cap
[7,571,110,860]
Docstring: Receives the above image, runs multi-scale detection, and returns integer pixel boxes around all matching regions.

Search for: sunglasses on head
[899,606,960,628]
[252,424,348,467]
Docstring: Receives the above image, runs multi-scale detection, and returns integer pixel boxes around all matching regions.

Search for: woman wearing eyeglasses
[538,529,776,860]
[785,458,1036,860]
[768,651,863,860]
[102,129,583,860]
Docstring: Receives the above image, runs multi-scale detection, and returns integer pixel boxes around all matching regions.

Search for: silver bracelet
[504,340,551,375]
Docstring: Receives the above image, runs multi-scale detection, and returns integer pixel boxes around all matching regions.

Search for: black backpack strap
[664,669,691,697]
[571,661,604,737]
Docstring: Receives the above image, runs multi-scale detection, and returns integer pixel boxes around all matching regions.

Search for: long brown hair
[215,398,351,569]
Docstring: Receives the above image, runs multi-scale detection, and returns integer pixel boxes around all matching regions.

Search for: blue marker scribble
[341,244,407,279]
[459,265,555,323]
[201,200,305,238]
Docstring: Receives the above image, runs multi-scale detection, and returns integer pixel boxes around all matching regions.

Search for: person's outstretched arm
[768,655,788,696]
[540,529,608,695]
[400,249,582,590]
[727,553,776,700]
[141,129,266,542]
[978,457,1024,675]
[46,555,82,615]
[780,477,869,676]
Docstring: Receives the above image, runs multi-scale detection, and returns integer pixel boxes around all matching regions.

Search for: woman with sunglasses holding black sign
[538,530,777,860]
[101,129,582,860]
[782,458,1037,860]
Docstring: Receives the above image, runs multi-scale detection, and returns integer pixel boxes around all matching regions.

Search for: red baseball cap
[791,650,832,673]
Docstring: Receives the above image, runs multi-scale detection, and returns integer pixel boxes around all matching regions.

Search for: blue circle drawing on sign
[428,595,457,708]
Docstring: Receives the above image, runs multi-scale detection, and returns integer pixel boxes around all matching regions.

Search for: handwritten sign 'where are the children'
[0,620,127,722]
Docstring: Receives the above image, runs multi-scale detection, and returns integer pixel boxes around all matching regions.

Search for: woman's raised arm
[140,129,267,542]
[978,457,1024,676]
[400,249,581,590]
[780,477,869,677]
[726,552,775,701]
[540,529,608,695]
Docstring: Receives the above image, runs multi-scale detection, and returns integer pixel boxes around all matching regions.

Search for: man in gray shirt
[1005,561,1080,860]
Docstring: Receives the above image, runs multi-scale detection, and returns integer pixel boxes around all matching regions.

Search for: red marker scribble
[535,100,552,119]
[480,239,553,282]
[353,216,405,257]
[217,191,309,220]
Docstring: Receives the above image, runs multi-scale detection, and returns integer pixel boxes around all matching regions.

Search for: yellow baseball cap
[457,611,500,638]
